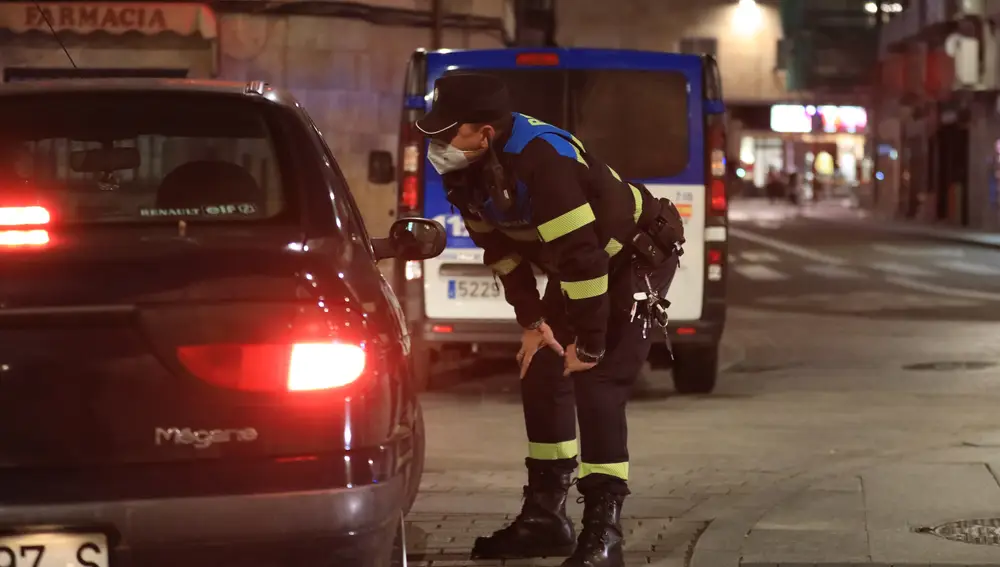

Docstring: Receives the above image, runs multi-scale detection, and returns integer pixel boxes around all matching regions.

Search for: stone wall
[218,0,509,240]
[555,0,790,104]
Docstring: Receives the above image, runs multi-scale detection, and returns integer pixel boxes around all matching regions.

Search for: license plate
[0,533,109,567]
[447,278,501,299]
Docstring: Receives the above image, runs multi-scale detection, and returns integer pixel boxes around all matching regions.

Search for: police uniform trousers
[521,257,675,493]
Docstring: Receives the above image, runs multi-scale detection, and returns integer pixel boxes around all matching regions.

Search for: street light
[865,2,903,14]
[734,0,762,35]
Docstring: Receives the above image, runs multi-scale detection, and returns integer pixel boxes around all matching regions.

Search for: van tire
[411,338,432,393]
[671,343,719,394]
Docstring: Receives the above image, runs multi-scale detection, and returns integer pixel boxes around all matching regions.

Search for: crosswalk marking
[803,264,866,279]
[733,264,788,281]
[934,259,1000,276]
[869,262,937,278]
[740,250,781,263]
[873,244,965,258]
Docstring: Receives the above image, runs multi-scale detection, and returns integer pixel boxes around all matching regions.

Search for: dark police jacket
[441,112,662,355]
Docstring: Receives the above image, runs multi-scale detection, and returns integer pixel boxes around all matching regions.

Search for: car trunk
[0,225,365,471]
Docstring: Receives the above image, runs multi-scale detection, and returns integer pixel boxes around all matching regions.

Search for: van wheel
[403,402,425,516]
[411,338,432,393]
[633,344,674,397]
[671,344,719,394]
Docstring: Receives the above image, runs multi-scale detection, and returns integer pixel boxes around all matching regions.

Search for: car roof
[0,78,301,107]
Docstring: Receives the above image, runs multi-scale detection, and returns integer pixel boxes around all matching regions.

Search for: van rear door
[421,49,705,322]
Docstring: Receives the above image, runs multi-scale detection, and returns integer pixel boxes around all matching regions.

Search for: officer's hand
[517,322,564,379]
[563,343,599,376]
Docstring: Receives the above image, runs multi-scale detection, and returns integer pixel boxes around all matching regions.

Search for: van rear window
[443,68,690,180]
[569,70,689,180]
[0,92,286,224]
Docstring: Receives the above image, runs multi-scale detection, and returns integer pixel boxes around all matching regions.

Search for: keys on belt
[631,273,671,340]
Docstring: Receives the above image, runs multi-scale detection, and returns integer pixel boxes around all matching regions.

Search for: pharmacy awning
[0,2,217,39]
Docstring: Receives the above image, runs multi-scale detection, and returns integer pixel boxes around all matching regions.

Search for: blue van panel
[422,48,706,249]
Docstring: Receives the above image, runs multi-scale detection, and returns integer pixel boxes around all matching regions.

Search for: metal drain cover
[903,361,997,372]
[916,518,1000,545]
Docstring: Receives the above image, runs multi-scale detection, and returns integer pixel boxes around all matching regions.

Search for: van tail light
[707,246,724,282]
[710,178,726,212]
[398,121,423,215]
[0,206,51,248]
[707,115,727,215]
[177,342,367,393]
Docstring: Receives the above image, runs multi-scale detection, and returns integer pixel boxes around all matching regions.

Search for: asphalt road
[729,202,1000,321]
[407,201,1000,566]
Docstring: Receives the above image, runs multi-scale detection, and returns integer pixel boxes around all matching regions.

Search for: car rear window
[443,68,690,180]
[0,92,287,223]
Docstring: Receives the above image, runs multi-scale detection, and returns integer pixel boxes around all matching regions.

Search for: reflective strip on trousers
[528,440,579,460]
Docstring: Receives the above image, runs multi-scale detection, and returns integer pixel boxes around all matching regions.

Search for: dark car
[0,79,445,567]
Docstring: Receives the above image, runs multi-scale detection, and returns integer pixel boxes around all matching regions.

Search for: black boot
[560,489,626,567]
[470,458,577,559]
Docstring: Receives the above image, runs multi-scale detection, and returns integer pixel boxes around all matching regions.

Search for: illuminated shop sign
[769,104,868,134]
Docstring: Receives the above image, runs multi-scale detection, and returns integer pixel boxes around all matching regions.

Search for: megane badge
[155,427,258,449]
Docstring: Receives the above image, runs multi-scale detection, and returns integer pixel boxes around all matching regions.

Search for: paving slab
[404,511,705,566]
[863,464,1000,564]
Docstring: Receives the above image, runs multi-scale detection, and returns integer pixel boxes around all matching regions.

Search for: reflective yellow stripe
[579,461,629,480]
[560,274,608,300]
[572,145,588,168]
[466,219,493,233]
[528,440,578,460]
[605,238,623,257]
[571,134,586,151]
[490,253,521,276]
[629,184,642,224]
[608,166,622,181]
[500,227,539,242]
[537,203,596,242]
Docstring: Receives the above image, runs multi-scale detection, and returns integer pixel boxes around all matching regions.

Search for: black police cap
[416,73,511,136]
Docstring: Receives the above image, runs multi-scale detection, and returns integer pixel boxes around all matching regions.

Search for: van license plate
[0,533,109,567]
[448,279,501,299]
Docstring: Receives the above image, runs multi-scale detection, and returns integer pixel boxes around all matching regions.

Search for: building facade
[556,0,875,198]
[0,0,513,241]
[875,0,1000,229]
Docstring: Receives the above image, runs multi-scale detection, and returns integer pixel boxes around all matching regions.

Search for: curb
[802,211,1000,252]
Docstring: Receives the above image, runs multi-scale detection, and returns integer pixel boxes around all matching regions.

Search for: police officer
[417,74,684,567]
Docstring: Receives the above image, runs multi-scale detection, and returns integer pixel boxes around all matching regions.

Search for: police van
[382,48,728,394]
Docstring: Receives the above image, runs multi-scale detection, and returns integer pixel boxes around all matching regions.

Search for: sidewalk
[743,196,1000,250]
[690,436,1000,567]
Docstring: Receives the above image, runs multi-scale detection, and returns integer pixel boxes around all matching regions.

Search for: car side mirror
[372,218,446,262]
[367,150,395,184]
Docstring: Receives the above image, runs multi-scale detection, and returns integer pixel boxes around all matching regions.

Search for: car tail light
[0,206,51,248]
[0,206,50,226]
[177,341,367,393]
[516,52,559,66]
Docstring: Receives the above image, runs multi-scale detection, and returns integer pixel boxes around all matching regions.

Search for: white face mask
[427,143,469,175]
[427,141,486,175]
